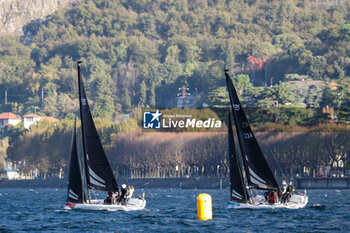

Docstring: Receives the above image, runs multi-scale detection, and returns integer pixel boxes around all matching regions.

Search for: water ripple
[0,188,349,232]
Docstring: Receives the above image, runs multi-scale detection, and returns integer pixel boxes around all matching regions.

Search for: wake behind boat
[64,61,146,211]
[225,71,308,209]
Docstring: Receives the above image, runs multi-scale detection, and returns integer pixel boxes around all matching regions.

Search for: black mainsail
[77,62,119,193]
[228,112,248,203]
[225,71,279,191]
[67,118,85,203]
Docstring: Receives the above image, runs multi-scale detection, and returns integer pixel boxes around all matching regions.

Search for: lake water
[0,188,349,232]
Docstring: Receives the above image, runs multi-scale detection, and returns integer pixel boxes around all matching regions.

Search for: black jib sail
[228,112,248,203]
[77,62,119,192]
[67,118,85,203]
[225,71,279,191]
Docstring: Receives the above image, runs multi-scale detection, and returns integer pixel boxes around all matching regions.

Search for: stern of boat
[288,192,308,208]
[127,197,147,209]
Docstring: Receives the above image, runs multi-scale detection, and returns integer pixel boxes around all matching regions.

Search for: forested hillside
[1,0,350,178]
[0,0,349,119]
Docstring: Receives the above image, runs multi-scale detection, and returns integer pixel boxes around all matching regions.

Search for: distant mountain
[0,0,77,36]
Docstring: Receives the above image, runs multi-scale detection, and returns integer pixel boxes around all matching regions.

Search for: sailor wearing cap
[116,184,128,205]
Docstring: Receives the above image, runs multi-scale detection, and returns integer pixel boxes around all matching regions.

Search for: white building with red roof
[0,112,60,129]
[23,114,60,129]
[23,113,42,129]
[0,112,21,128]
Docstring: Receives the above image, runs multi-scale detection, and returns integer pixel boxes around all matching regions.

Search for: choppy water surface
[0,188,349,232]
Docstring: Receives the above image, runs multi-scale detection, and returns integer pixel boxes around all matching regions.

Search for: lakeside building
[23,113,41,129]
[4,168,19,180]
[23,114,60,129]
[3,161,19,180]
[0,112,21,128]
[0,113,61,129]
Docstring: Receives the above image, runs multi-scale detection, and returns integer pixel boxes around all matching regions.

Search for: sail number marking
[81,98,87,105]
[242,122,249,128]
[244,132,253,139]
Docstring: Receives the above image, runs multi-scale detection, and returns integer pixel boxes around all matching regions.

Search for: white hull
[228,194,308,209]
[64,198,146,211]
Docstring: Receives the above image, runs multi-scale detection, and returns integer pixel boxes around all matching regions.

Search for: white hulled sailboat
[64,61,146,211]
[225,71,308,209]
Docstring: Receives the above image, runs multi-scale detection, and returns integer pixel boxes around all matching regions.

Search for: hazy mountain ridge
[0,0,77,36]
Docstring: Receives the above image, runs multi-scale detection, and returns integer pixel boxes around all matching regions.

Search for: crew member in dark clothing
[264,191,270,201]
[280,180,288,204]
[287,182,295,195]
[265,191,276,204]
[104,191,113,205]
[116,184,128,205]
[285,181,295,203]
[269,191,275,204]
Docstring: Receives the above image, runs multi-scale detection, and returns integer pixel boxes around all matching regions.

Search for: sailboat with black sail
[64,61,146,211]
[66,117,85,205]
[228,111,248,204]
[225,71,308,209]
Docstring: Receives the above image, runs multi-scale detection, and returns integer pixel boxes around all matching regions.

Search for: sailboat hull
[64,198,146,211]
[228,194,308,209]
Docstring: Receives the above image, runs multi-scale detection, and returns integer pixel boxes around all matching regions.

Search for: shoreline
[1,177,350,189]
[295,177,350,189]
[0,177,226,189]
